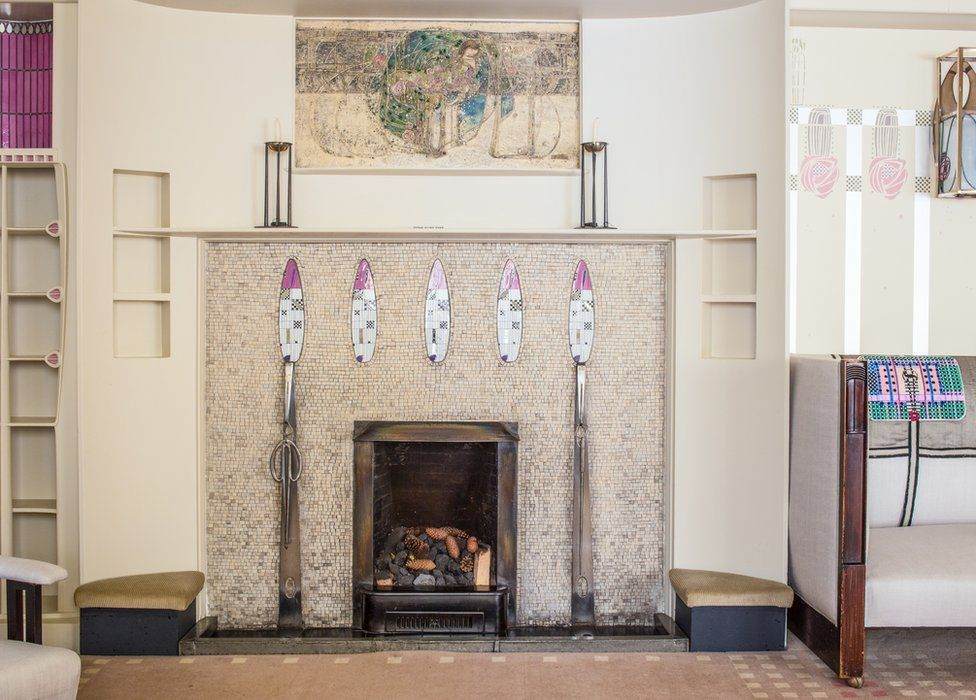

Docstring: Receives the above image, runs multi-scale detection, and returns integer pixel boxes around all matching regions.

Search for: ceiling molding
[132,0,760,19]
[791,9,976,30]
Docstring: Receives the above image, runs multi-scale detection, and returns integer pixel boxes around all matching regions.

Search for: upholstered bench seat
[670,569,794,652]
[0,640,80,700]
[74,571,203,610]
[74,571,204,655]
[867,523,976,628]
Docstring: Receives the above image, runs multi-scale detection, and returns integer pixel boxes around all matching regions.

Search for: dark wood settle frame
[788,358,867,688]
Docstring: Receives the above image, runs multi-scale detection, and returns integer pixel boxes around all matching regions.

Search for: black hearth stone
[179,613,688,655]
[360,586,508,635]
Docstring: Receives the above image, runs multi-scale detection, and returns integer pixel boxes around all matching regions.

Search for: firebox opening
[372,441,498,588]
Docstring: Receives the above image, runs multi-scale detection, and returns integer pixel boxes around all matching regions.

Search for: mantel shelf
[114,226,757,244]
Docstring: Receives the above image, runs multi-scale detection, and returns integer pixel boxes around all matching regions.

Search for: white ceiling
[133,0,760,19]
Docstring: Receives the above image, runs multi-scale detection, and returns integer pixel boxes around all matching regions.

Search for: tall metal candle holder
[578,141,613,229]
[259,140,295,228]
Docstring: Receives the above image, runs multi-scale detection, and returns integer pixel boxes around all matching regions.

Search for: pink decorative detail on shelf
[45,221,59,237]
[44,351,60,368]
[46,286,61,303]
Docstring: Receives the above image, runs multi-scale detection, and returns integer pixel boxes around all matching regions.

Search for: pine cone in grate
[405,558,436,572]
[466,536,479,554]
[404,533,429,557]
[445,536,460,559]
[444,526,468,540]
[425,527,448,541]
[460,553,474,573]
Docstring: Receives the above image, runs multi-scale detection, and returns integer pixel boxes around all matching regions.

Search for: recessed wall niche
[701,173,758,359]
[5,168,58,228]
[112,169,171,358]
[11,427,57,507]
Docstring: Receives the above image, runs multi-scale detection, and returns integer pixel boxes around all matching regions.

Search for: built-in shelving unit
[113,170,172,358]
[700,174,758,360]
[0,162,70,618]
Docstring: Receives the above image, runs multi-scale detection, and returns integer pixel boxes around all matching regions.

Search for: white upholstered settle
[0,557,68,586]
[788,355,841,625]
[0,640,80,700]
[866,523,976,627]
[868,456,976,527]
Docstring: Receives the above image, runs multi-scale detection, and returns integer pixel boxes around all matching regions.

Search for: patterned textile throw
[864,355,966,422]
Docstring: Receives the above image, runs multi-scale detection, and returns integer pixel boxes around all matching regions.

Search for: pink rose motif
[391,80,407,96]
[799,155,840,198]
[372,53,387,68]
[868,156,908,199]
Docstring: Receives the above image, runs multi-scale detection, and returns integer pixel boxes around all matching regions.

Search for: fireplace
[352,422,517,634]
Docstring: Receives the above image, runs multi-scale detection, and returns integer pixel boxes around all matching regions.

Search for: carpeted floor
[78,635,976,699]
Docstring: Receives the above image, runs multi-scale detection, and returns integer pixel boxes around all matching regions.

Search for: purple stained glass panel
[0,21,53,149]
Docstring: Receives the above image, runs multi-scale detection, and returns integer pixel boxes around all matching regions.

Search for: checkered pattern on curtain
[0,20,53,149]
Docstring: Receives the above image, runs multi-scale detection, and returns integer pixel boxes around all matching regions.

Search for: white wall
[792,26,976,355]
[76,0,787,597]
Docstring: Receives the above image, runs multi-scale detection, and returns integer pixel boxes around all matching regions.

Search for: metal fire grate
[385,611,485,634]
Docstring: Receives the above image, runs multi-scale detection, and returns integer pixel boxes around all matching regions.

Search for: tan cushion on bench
[670,569,794,608]
[74,571,204,611]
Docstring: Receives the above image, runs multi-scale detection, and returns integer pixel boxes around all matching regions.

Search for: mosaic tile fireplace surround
[205,242,667,630]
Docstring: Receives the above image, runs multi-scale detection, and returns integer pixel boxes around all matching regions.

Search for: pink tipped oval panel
[351,259,377,363]
[496,259,523,363]
[424,258,451,363]
[569,260,595,364]
[278,258,305,363]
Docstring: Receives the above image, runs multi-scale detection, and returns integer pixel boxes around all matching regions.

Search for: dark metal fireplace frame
[352,421,519,631]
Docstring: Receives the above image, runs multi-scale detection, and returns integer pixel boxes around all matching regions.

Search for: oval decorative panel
[278,257,305,363]
[424,258,451,363]
[569,260,594,364]
[496,259,523,363]
[351,259,377,363]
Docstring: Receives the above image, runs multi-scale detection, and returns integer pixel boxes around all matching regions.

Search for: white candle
[274,117,282,142]
[592,117,600,143]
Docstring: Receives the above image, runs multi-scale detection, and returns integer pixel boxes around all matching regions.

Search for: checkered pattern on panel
[279,288,305,362]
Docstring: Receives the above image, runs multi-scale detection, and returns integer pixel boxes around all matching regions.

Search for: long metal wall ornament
[270,258,305,631]
[497,259,523,363]
[352,259,377,363]
[424,258,451,363]
[568,260,596,631]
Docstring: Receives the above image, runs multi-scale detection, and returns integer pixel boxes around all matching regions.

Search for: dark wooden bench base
[80,602,196,656]
[675,598,787,652]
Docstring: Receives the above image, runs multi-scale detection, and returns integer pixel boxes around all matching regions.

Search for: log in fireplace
[352,422,517,634]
